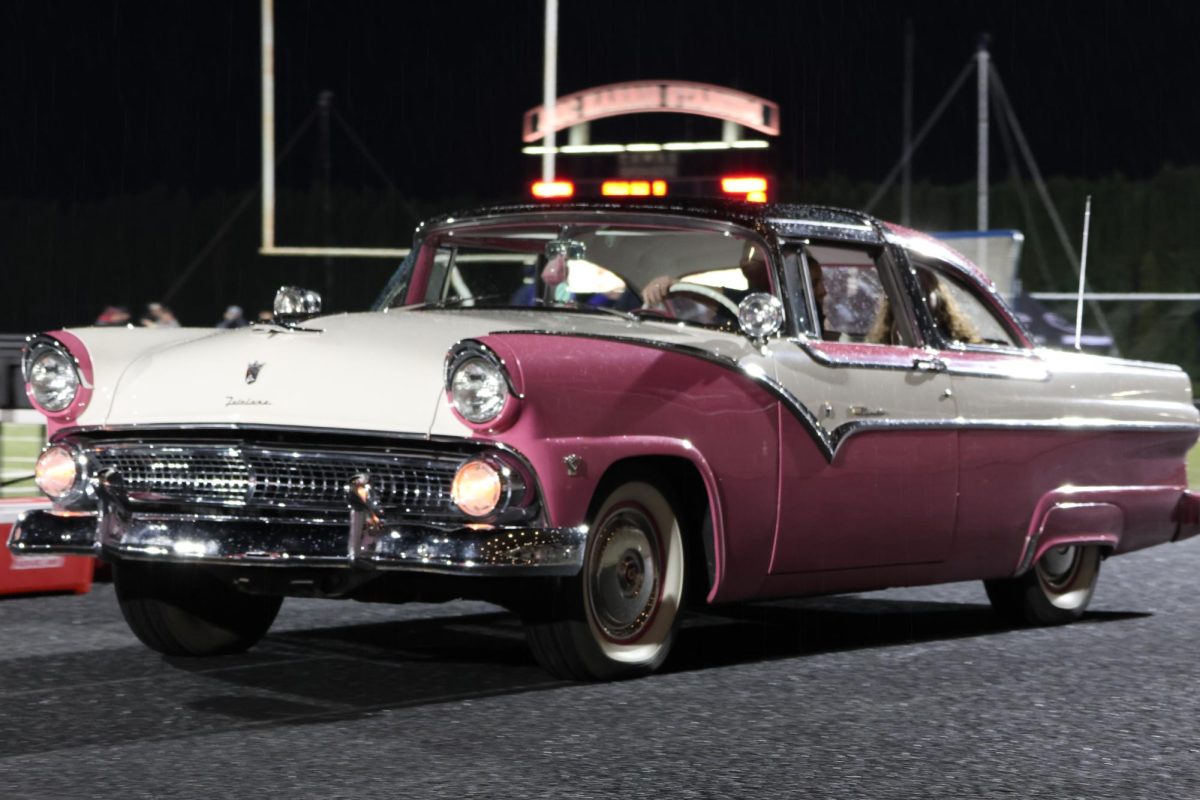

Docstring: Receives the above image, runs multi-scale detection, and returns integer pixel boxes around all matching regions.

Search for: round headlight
[450,356,508,424]
[451,459,504,517]
[34,445,84,501]
[27,347,80,412]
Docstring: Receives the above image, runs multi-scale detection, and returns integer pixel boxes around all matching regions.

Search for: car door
[900,254,1055,572]
[768,241,960,574]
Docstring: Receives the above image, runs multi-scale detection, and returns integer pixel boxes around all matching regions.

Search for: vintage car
[11,199,1200,680]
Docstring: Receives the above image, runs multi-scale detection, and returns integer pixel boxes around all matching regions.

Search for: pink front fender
[475,333,786,603]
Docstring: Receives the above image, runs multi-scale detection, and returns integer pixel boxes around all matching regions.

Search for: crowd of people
[93,303,273,328]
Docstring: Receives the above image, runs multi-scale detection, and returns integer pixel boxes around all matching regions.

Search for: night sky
[3,0,1198,203]
[1,0,1198,337]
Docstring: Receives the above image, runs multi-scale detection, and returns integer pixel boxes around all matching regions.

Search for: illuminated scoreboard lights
[531,175,770,203]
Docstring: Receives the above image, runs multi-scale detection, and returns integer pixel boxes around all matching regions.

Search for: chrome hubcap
[588,508,660,641]
[1037,545,1079,590]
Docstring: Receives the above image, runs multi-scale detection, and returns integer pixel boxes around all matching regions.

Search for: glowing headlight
[450,356,509,424]
[27,347,80,412]
[34,445,87,503]
[451,459,504,517]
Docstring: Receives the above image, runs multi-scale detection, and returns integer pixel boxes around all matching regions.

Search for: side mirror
[737,293,785,341]
[273,286,322,324]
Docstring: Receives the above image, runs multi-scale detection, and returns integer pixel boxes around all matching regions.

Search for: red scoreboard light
[531,180,575,199]
[601,180,667,197]
[721,175,769,202]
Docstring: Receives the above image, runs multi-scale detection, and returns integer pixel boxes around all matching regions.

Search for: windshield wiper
[534,298,639,322]
[424,294,509,309]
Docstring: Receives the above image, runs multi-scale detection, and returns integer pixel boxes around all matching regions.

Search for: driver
[640,244,770,307]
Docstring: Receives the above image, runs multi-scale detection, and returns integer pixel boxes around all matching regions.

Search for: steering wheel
[665,282,741,318]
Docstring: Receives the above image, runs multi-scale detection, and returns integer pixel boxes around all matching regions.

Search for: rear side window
[911,262,1020,348]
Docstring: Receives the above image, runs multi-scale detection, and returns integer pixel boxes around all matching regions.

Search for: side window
[801,243,914,346]
[911,262,1020,348]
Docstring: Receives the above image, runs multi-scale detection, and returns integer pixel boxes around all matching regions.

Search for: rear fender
[1019,498,1124,575]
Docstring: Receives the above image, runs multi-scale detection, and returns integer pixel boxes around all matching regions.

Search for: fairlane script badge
[226,397,271,407]
[245,361,264,384]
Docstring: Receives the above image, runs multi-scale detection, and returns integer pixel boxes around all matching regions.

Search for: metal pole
[976,35,990,233]
[900,20,914,226]
[261,0,275,250]
[318,91,334,299]
[541,0,558,182]
[1074,195,1093,350]
[865,58,973,214]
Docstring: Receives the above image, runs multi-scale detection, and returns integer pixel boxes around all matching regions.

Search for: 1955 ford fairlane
[12,200,1200,680]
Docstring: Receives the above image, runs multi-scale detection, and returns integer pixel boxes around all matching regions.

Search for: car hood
[61,310,754,436]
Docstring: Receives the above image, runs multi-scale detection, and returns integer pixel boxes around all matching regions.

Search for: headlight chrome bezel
[33,443,93,507]
[445,341,519,428]
[22,334,91,418]
[450,453,530,519]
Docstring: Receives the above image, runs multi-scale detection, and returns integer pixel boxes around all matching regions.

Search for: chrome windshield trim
[768,218,881,245]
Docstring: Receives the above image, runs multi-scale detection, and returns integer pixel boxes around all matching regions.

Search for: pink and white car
[11,200,1200,680]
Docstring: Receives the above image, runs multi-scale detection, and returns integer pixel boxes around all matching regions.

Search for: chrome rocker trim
[9,509,587,577]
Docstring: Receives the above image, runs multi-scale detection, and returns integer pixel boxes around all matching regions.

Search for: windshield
[376,222,775,331]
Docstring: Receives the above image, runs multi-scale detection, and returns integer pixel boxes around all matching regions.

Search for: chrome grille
[88,442,462,515]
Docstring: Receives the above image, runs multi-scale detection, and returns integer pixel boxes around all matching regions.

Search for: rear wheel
[984,545,1101,626]
[525,477,686,681]
[115,561,283,656]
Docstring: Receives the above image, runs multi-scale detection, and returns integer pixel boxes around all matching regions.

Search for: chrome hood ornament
[245,361,264,384]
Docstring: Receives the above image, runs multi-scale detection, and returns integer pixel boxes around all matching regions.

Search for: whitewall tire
[525,476,686,681]
[985,545,1102,626]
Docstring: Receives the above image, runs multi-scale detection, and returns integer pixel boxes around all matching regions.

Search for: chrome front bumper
[8,509,586,577]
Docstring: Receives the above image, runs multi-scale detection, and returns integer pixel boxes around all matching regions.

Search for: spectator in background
[94,306,131,327]
[256,310,273,324]
[140,302,180,328]
[217,305,247,328]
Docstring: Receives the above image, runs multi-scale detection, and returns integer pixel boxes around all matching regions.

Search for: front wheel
[984,545,1102,626]
[525,477,686,681]
[115,561,283,656]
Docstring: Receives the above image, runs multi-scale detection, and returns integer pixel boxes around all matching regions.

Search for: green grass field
[1,422,43,497]
[1189,444,1200,489]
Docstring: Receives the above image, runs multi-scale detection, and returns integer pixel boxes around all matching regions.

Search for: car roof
[422,199,995,288]
[423,198,885,243]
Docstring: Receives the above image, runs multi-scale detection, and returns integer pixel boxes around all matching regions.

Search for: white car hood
[68,310,754,436]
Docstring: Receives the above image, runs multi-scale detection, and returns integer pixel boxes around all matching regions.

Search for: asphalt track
[1,540,1199,799]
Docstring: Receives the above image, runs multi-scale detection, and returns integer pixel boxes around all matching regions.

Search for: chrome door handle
[847,405,887,417]
[913,356,948,373]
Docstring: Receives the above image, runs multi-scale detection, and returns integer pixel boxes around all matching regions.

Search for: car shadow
[167,595,1147,726]
[664,596,1148,673]
[0,595,1150,756]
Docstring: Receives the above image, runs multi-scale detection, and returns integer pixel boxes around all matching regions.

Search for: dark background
[2,0,1198,337]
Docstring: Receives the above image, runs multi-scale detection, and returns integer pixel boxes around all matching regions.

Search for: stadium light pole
[262,0,275,251]
[542,0,558,182]
[976,35,990,234]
